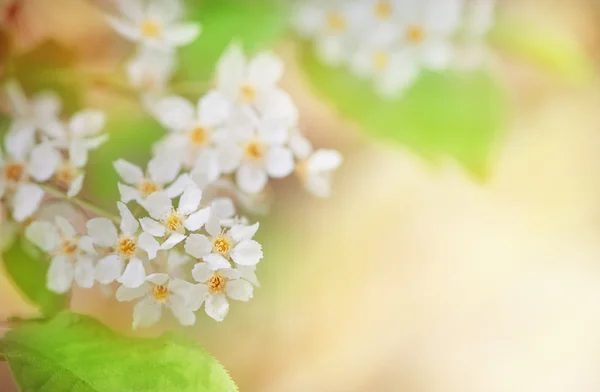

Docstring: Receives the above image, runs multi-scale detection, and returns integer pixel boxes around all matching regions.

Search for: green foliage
[2,237,67,317]
[299,44,506,176]
[0,312,238,392]
[179,0,287,82]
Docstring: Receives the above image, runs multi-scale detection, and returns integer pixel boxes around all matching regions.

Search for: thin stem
[40,184,120,224]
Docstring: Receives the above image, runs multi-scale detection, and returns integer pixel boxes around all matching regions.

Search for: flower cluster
[291,0,497,98]
[5,0,343,329]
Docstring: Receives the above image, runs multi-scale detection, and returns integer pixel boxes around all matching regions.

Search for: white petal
[146,273,170,285]
[12,183,44,222]
[5,126,35,162]
[160,233,186,250]
[84,134,109,150]
[165,173,194,198]
[117,202,139,235]
[107,16,141,42]
[116,284,148,302]
[307,149,343,173]
[87,218,118,247]
[183,207,211,231]
[205,293,229,322]
[198,91,230,127]
[230,240,263,266]
[47,255,74,294]
[420,40,453,70]
[153,95,195,131]
[74,257,95,288]
[117,258,147,288]
[28,143,60,182]
[67,174,85,198]
[229,222,259,242]
[138,232,161,260]
[146,0,182,22]
[216,42,246,96]
[204,215,222,237]
[236,164,268,194]
[32,90,62,119]
[69,109,105,137]
[141,191,173,220]
[4,80,28,115]
[148,153,181,185]
[78,236,96,255]
[25,221,60,252]
[211,198,235,219]
[118,183,141,203]
[55,216,76,237]
[178,186,202,215]
[265,147,294,178]
[95,254,124,284]
[217,144,243,174]
[163,23,201,47]
[113,159,144,185]
[117,0,144,21]
[237,265,260,287]
[247,51,284,88]
[288,132,313,160]
[184,234,212,259]
[225,279,253,301]
[203,254,231,270]
[219,267,241,280]
[169,297,197,326]
[140,217,166,237]
[133,298,162,329]
[191,262,213,283]
[69,140,88,169]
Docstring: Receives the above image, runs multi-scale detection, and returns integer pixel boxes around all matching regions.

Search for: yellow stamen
[239,84,256,103]
[138,180,159,198]
[207,272,226,294]
[117,237,137,257]
[141,19,161,38]
[189,127,208,146]
[152,285,169,301]
[375,2,392,19]
[243,141,265,161]
[164,211,183,233]
[372,51,389,70]
[212,235,232,255]
[61,240,78,256]
[54,163,77,187]
[4,162,24,182]
[406,25,426,44]
[327,12,346,33]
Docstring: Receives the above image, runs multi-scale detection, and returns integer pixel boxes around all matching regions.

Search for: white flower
[52,156,86,199]
[184,221,262,270]
[140,187,211,249]
[215,43,295,115]
[152,91,230,170]
[3,81,63,157]
[297,149,343,198]
[107,0,200,51]
[192,263,253,322]
[114,156,189,203]
[25,217,97,293]
[126,47,176,96]
[88,202,160,288]
[116,273,202,329]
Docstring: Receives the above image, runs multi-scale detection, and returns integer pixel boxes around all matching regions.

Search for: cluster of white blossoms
[5,0,343,329]
[292,0,497,98]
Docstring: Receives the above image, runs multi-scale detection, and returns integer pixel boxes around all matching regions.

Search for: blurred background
[3,0,600,391]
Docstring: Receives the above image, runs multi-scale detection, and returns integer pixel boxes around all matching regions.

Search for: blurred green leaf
[299,45,506,176]
[0,312,238,392]
[178,0,287,82]
[2,237,67,317]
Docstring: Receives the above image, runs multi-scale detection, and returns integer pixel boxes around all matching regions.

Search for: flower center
[188,127,208,146]
[152,284,169,302]
[138,180,159,198]
[164,210,183,233]
[212,234,232,255]
[406,25,426,44]
[239,84,256,103]
[117,236,137,257]
[54,163,78,187]
[4,162,24,182]
[326,12,346,33]
[207,272,226,294]
[375,2,392,19]
[61,240,78,256]
[141,19,161,38]
[372,51,389,70]
[243,141,265,161]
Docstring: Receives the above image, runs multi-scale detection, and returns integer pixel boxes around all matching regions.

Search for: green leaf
[178,0,287,82]
[0,312,238,392]
[1,238,67,317]
[299,44,506,176]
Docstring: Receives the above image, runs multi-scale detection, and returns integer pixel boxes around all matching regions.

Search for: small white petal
[69,140,88,169]
[67,174,85,198]
[225,279,253,301]
[5,126,35,162]
[288,132,313,160]
[165,173,194,198]
[133,298,162,329]
[230,240,263,266]
[87,218,118,247]
[47,255,74,293]
[84,134,109,150]
[229,222,259,242]
[203,254,231,270]
[12,183,44,222]
[117,202,140,235]
[69,109,105,137]
[169,297,197,326]
[147,0,182,22]
[54,216,76,237]
[148,153,181,185]
[28,143,60,182]
[95,254,124,284]
[216,42,246,95]
[78,236,96,255]
[116,0,144,22]
[138,232,161,260]
[107,16,141,42]
[237,265,260,287]
[205,293,229,322]
[116,284,148,302]
[146,273,170,285]
[198,91,230,127]
[113,159,144,185]
[307,149,343,173]
[184,207,211,231]
[178,186,202,216]
[141,191,172,220]
[163,23,201,47]
[117,258,146,288]
[211,198,235,219]
[160,233,186,250]
[74,257,95,288]
[236,164,267,194]
[118,183,141,203]
[184,234,212,259]
[140,218,166,237]
[154,95,195,131]
[265,147,294,178]
[247,51,284,88]
[191,263,213,283]
[25,221,60,252]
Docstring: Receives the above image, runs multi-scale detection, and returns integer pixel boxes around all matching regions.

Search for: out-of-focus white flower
[116,273,202,329]
[114,156,189,203]
[457,0,496,70]
[152,91,230,169]
[52,156,86,199]
[297,149,343,198]
[192,263,253,322]
[107,0,200,51]
[126,47,176,97]
[184,221,262,270]
[25,217,97,293]
[140,187,211,249]
[88,202,160,288]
